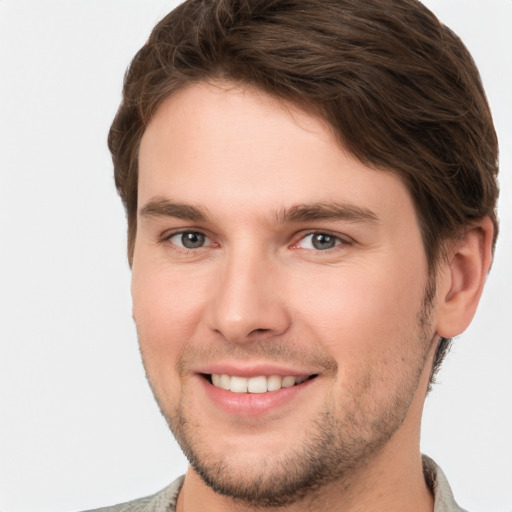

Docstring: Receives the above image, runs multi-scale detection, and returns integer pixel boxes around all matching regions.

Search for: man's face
[133,82,438,506]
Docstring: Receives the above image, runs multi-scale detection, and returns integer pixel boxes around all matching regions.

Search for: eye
[168,231,209,249]
[296,232,345,251]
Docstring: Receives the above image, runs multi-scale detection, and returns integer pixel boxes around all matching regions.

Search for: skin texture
[132,82,493,512]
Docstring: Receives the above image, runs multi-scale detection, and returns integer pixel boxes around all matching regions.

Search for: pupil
[182,232,205,249]
[312,233,335,250]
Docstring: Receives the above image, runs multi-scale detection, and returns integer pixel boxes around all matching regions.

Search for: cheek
[131,262,210,356]
[131,262,214,411]
[286,260,430,421]
[287,259,427,360]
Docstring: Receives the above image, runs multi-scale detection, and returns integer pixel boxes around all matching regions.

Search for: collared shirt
[87,455,467,512]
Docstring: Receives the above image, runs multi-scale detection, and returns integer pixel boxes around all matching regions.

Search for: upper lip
[195,363,319,378]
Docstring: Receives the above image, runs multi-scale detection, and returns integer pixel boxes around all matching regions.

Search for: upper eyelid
[159,228,353,248]
[158,229,209,249]
[294,230,353,244]
[162,230,216,253]
[161,228,210,241]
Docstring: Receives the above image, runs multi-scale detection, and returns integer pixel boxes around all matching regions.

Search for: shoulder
[423,455,469,512]
[81,476,185,512]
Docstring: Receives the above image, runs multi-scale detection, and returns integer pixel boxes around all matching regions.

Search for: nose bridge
[207,242,290,342]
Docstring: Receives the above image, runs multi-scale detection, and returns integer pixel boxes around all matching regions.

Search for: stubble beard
[142,284,437,508]
[170,399,414,508]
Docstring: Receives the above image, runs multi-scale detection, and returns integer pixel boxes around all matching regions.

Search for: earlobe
[436,217,494,338]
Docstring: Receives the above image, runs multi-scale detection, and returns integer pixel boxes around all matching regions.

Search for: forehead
[138,81,415,227]
[139,81,339,182]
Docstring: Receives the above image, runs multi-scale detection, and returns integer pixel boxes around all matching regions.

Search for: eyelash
[161,229,351,253]
[161,230,215,251]
[292,231,352,251]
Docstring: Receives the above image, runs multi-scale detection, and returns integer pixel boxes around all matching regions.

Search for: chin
[167,403,403,508]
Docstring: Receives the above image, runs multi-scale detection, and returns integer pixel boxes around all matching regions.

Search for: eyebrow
[273,202,379,225]
[139,197,207,221]
[139,197,379,225]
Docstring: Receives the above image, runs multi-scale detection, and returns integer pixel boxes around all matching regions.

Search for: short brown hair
[108,0,499,376]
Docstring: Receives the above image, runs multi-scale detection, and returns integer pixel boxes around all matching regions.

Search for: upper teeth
[211,374,308,393]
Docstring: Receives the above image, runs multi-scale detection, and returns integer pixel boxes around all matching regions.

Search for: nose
[205,248,291,344]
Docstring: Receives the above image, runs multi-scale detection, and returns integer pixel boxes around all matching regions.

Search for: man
[97,0,499,510]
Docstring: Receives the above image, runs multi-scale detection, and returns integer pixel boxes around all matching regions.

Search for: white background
[0,1,510,511]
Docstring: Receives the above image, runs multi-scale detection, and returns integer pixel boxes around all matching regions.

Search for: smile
[209,374,313,393]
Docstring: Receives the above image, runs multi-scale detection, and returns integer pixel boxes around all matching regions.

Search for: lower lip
[200,376,315,417]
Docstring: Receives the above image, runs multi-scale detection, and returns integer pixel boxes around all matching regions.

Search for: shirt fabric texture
[85,455,467,512]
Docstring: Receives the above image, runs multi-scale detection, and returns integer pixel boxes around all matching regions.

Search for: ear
[435,217,494,338]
